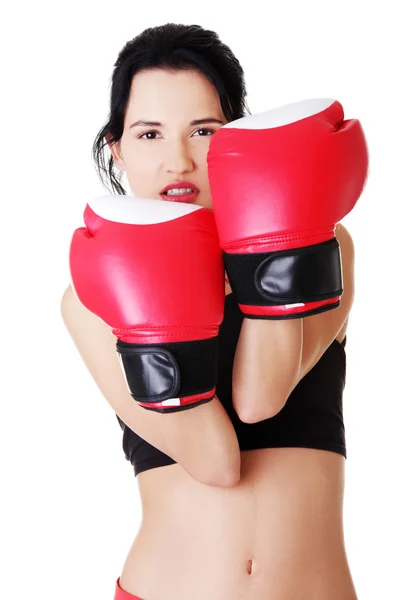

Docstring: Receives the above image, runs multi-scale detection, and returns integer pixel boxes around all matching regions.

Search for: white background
[1,1,398,598]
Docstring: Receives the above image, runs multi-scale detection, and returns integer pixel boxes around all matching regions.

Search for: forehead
[126,68,223,119]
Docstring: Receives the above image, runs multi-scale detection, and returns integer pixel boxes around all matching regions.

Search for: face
[108,68,228,209]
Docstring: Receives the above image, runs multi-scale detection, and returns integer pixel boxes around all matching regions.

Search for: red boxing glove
[69,195,224,413]
[207,98,369,318]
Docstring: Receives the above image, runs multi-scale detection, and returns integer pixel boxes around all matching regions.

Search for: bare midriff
[119,447,357,600]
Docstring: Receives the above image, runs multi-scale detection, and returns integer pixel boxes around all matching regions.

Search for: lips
[161,191,200,203]
[160,181,200,204]
[160,181,200,195]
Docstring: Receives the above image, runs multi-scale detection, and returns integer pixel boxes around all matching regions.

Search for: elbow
[161,397,242,488]
[186,448,242,488]
[199,466,241,488]
[236,392,288,424]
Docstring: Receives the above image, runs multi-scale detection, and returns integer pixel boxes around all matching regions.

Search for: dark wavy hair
[92,23,250,195]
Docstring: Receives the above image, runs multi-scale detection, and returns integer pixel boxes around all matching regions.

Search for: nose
[163,138,194,175]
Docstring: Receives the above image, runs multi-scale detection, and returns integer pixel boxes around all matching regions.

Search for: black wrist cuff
[224,238,343,309]
[116,336,218,413]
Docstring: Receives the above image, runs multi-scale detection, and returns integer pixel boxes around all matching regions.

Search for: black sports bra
[116,292,347,476]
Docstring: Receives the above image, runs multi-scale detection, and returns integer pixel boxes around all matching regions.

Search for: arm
[61,285,241,487]
[232,223,354,423]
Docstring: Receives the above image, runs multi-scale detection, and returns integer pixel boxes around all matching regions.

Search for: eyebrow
[129,117,225,129]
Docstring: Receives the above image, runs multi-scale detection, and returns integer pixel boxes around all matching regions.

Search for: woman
[61,23,359,600]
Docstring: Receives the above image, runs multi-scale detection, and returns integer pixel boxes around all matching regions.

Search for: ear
[106,134,126,171]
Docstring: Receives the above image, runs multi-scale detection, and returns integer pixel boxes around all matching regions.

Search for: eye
[137,130,160,140]
[193,128,215,136]
[137,128,215,140]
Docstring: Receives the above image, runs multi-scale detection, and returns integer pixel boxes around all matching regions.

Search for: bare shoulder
[61,284,114,342]
[60,283,74,311]
[60,283,128,401]
[61,284,84,323]
[60,284,168,451]
[62,283,97,322]
[62,281,138,402]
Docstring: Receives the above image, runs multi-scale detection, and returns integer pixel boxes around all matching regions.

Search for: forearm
[232,318,303,423]
[160,396,241,486]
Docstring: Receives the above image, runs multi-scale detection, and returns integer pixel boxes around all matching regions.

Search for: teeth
[165,188,196,195]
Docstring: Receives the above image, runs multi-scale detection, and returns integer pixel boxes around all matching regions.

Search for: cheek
[193,140,211,163]
[121,139,148,165]
[190,143,210,175]
[121,143,155,186]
